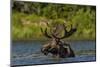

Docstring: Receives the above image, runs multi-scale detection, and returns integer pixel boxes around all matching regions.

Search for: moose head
[41,22,76,58]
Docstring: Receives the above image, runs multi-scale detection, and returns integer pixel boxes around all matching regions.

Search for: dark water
[11,40,96,66]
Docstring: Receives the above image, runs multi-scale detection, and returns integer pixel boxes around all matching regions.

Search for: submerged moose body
[41,23,77,58]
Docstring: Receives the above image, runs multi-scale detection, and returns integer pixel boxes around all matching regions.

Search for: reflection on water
[11,40,96,66]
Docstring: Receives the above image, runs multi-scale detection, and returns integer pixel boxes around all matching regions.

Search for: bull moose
[41,23,77,58]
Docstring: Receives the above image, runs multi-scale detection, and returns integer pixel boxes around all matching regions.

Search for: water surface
[11,40,96,66]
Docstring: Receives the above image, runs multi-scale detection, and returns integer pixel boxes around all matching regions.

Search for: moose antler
[52,24,77,39]
[41,21,77,39]
[41,27,52,38]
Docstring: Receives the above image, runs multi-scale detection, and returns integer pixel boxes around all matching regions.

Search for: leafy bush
[12,2,96,40]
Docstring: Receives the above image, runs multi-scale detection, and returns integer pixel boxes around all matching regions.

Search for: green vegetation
[12,1,96,40]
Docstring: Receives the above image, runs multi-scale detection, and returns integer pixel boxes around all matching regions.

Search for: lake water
[11,40,96,66]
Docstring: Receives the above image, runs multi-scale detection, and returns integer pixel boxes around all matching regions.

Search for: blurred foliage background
[12,1,96,40]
